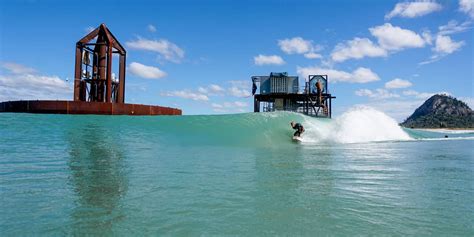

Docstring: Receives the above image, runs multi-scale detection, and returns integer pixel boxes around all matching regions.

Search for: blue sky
[0,0,472,120]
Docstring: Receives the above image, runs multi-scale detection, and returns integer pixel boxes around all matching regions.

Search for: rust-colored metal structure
[74,23,126,103]
[0,101,181,115]
[0,23,182,116]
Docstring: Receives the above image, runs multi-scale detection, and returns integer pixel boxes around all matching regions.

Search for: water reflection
[249,144,340,234]
[252,146,304,233]
[66,123,128,235]
[302,145,336,197]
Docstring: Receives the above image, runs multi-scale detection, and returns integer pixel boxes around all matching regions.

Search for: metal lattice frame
[73,24,126,103]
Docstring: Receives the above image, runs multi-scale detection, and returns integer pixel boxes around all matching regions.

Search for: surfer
[290,121,305,137]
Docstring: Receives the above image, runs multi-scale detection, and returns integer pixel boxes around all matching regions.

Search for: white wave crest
[301,106,412,143]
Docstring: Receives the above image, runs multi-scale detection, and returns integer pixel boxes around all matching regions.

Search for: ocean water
[1,107,473,236]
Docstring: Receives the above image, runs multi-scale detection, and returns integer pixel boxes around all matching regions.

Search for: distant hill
[401,94,474,128]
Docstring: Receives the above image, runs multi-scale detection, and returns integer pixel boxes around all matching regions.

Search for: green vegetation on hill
[401,94,474,128]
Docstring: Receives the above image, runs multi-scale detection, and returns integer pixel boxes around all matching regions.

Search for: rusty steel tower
[1,23,181,115]
[74,23,126,103]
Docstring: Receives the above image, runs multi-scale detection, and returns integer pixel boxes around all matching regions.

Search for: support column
[117,54,126,103]
[329,98,332,118]
[106,46,112,102]
[96,37,107,102]
[73,45,82,101]
[254,98,260,112]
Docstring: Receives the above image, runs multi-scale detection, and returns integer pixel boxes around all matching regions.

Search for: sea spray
[301,106,412,144]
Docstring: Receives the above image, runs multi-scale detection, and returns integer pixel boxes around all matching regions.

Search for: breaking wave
[132,106,417,146]
[11,106,470,148]
[301,106,412,143]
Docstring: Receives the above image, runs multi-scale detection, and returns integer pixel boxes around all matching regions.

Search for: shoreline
[411,128,474,134]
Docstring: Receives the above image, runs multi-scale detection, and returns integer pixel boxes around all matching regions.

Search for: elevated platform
[254,93,335,101]
[0,100,181,115]
[252,73,335,118]
[254,93,335,117]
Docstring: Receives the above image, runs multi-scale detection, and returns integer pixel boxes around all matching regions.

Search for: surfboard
[292,136,302,142]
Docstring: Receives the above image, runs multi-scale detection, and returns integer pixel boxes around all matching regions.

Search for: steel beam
[106,46,112,102]
[118,54,125,103]
[73,45,82,101]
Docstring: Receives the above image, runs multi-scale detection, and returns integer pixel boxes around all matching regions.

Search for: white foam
[301,106,412,144]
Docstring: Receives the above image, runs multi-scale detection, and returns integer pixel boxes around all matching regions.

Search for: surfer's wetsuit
[292,123,304,137]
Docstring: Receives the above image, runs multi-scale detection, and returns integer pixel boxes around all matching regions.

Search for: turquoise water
[1,110,473,235]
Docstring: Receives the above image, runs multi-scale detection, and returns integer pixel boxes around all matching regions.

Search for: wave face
[128,106,417,146]
[152,106,473,146]
[4,107,470,149]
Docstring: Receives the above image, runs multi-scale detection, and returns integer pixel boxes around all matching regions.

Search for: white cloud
[128,62,167,79]
[198,84,225,95]
[211,101,249,113]
[434,34,465,54]
[212,108,227,113]
[211,103,224,109]
[303,52,322,59]
[403,90,431,99]
[228,86,251,97]
[355,89,372,97]
[385,78,413,89]
[147,24,157,33]
[212,101,248,108]
[2,62,36,74]
[355,88,400,99]
[297,66,380,83]
[370,23,426,51]
[228,80,250,88]
[438,20,472,35]
[234,101,248,107]
[0,63,71,101]
[351,68,381,83]
[161,90,209,101]
[422,30,433,45]
[358,90,451,122]
[278,37,313,54]
[125,37,185,63]
[330,24,431,62]
[162,80,251,103]
[166,81,250,102]
[278,37,323,59]
[361,99,426,122]
[331,37,387,62]
[197,87,207,94]
[385,1,442,20]
[254,54,285,65]
[226,81,251,97]
[459,0,474,18]
[210,84,225,93]
[419,56,439,65]
[459,96,474,108]
[402,89,449,99]
[421,34,466,65]
[419,20,468,65]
